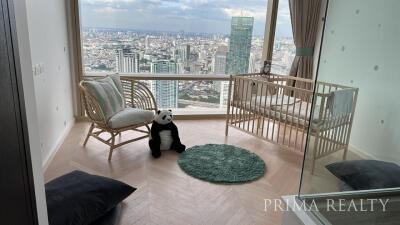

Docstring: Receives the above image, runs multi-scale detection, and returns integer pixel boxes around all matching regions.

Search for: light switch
[34,64,40,76]
[39,63,45,74]
[33,63,45,76]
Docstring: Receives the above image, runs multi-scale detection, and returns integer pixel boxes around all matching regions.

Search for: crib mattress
[231,96,322,128]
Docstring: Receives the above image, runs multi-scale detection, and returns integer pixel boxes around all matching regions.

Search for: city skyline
[82,14,295,109]
[80,0,292,37]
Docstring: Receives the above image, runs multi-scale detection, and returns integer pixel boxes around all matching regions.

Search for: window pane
[79,0,268,109]
[271,0,295,75]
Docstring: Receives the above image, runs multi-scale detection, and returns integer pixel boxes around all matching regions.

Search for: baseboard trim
[42,119,75,171]
[348,144,377,160]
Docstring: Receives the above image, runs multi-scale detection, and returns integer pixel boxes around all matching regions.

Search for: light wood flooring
[44,119,342,225]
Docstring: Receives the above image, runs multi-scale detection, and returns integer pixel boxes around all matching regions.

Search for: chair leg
[108,133,116,161]
[83,123,95,146]
[311,158,316,175]
[108,147,114,161]
[145,124,151,135]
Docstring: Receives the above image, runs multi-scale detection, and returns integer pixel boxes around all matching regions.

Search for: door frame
[0,0,39,224]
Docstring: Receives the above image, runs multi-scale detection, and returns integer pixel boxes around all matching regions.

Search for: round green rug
[178,144,265,183]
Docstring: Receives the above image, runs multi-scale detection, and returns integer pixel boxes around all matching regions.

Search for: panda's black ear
[168,109,172,112]
[157,110,161,114]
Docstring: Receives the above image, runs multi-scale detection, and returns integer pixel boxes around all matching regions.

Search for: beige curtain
[288,0,322,80]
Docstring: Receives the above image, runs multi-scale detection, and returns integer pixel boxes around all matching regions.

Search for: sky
[80,0,292,37]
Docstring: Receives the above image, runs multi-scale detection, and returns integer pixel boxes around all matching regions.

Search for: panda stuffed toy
[149,109,186,158]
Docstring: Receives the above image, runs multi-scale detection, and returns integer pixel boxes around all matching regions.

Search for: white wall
[25,0,75,165]
[13,0,49,224]
[317,0,400,163]
[312,0,328,78]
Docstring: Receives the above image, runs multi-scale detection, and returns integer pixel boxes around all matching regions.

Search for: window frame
[69,0,280,117]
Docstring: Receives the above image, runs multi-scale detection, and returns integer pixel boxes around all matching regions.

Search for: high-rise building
[212,46,228,74]
[145,35,150,53]
[115,49,140,73]
[248,52,256,73]
[212,46,229,109]
[116,49,124,72]
[226,17,254,75]
[175,44,190,65]
[211,80,229,109]
[122,53,140,73]
[150,60,179,109]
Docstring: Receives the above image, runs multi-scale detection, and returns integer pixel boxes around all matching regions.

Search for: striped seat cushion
[84,76,125,120]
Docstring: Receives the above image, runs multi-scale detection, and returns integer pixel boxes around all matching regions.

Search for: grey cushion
[84,76,125,120]
[108,74,124,95]
[326,160,400,190]
[108,108,154,129]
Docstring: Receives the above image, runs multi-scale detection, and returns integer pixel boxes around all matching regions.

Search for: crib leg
[311,159,316,175]
[343,147,348,160]
[311,134,319,175]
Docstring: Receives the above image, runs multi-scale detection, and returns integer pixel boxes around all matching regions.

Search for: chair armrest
[121,79,158,112]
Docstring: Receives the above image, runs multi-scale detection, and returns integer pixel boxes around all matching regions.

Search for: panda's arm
[151,123,161,141]
[170,122,181,141]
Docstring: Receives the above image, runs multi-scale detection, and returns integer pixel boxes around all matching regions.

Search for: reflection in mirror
[300,0,400,197]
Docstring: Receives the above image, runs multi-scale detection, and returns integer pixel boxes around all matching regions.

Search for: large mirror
[300,0,400,196]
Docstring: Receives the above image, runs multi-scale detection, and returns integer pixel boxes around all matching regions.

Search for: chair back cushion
[84,76,125,120]
[108,74,124,96]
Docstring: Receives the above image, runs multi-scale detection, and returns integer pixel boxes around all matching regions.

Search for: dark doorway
[0,0,39,224]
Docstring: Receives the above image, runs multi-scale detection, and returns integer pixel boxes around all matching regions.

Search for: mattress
[249,95,301,108]
[232,94,323,128]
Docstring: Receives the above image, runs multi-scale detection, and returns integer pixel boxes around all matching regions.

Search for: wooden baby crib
[225,74,358,173]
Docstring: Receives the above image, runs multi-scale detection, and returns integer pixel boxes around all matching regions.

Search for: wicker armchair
[80,77,157,160]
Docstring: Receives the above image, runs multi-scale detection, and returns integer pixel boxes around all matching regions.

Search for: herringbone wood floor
[44,120,308,225]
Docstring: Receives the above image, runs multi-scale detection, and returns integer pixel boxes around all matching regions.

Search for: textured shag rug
[177,144,265,184]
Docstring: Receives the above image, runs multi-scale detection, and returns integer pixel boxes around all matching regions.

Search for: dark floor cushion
[45,170,135,225]
[326,160,400,190]
[90,204,122,225]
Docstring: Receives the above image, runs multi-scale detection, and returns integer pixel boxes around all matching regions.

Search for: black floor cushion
[326,160,400,190]
[90,204,122,225]
[45,170,135,225]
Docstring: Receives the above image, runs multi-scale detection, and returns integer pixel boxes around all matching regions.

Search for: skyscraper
[248,52,256,73]
[150,60,179,109]
[116,49,124,72]
[122,53,140,73]
[212,45,229,108]
[175,44,190,66]
[116,49,140,73]
[212,46,228,74]
[145,35,150,53]
[226,17,254,75]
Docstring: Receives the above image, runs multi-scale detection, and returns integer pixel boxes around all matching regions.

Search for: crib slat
[238,79,245,129]
[282,89,291,146]
[265,84,272,139]
[257,82,265,136]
